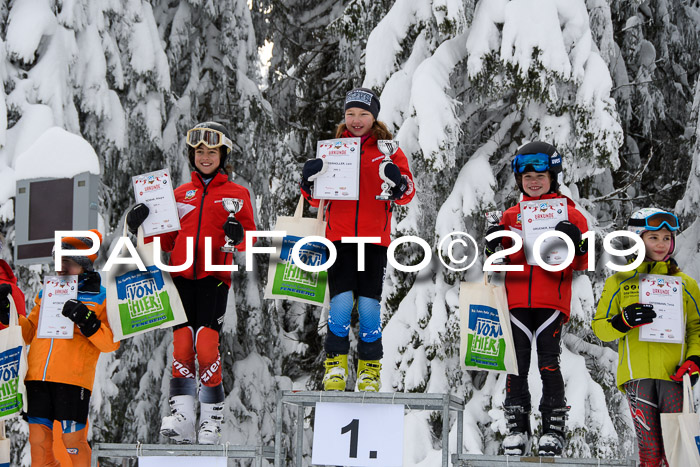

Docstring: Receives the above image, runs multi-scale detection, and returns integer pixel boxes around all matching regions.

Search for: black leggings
[505,308,565,411]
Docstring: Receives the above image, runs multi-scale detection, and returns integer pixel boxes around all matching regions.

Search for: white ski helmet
[627,208,680,259]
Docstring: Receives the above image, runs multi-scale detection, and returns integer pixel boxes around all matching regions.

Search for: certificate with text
[639,274,683,344]
[38,275,77,339]
[312,138,361,200]
[521,198,569,265]
[132,168,181,236]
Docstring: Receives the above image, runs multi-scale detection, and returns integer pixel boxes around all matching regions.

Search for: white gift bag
[264,197,329,306]
[105,224,187,341]
[459,273,518,374]
[0,295,28,422]
[661,373,700,466]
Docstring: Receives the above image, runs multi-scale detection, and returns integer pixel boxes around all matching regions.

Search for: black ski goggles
[186,128,233,153]
[512,152,562,174]
[628,212,680,232]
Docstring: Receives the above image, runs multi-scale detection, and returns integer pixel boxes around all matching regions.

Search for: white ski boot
[198,402,224,445]
[503,405,531,456]
[160,395,196,444]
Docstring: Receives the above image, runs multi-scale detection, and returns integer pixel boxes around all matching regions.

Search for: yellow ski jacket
[592,261,700,392]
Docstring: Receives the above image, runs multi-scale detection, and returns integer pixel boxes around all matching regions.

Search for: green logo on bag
[117,267,176,335]
[126,278,165,317]
[271,236,328,304]
[465,305,507,371]
[282,249,323,286]
[0,346,22,417]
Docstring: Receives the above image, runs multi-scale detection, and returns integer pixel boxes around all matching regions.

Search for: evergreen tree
[367,0,626,459]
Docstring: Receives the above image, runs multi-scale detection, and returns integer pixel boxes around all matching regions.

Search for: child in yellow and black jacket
[593,208,700,467]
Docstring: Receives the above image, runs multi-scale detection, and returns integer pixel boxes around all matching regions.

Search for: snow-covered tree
[368,0,629,460]
[0,0,698,464]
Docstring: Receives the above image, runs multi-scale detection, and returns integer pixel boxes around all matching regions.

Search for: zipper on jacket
[558,272,564,300]
[355,148,364,237]
[528,265,534,307]
[192,176,210,280]
[326,202,332,231]
[43,339,55,381]
[384,203,391,230]
[625,335,633,380]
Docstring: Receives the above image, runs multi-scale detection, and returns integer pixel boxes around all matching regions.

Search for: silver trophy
[376,140,400,200]
[221,198,244,252]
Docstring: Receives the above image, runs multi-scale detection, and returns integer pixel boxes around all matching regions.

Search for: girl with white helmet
[593,208,700,466]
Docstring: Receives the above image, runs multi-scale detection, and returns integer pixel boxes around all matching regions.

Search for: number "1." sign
[312,402,404,466]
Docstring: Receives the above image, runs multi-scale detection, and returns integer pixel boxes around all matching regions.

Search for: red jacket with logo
[499,193,588,319]
[302,132,415,246]
[0,260,26,326]
[154,172,256,287]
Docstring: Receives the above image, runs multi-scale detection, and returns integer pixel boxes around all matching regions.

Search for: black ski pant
[624,378,682,467]
[505,308,565,412]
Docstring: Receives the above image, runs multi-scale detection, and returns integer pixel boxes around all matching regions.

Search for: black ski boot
[503,405,531,456]
[538,406,569,457]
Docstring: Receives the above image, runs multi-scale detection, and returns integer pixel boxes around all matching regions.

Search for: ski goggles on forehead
[186,128,233,152]
[511,152,561,174]
[629,212,680,232]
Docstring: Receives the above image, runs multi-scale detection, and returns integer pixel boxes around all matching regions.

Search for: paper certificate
[520,198,569,265]
[38,275,78,339]
[132,168,181,236]
[312,138,361,200]
[639,274,683,344]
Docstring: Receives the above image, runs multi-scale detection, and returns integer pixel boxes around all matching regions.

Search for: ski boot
[503,405,531,456]
[198,401,224,445]
[160,395,196,444]
[357,360,381,392]
[323,354,348,391]
[538,406,569,456]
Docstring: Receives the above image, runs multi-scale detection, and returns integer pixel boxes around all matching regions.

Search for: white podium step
[451,454,636,466]
[91,442,275,466]
[274,391,465,467]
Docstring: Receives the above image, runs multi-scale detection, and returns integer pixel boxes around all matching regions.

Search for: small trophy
[376,140,400,200]
[485,211,503,227]
[221,198,244,252]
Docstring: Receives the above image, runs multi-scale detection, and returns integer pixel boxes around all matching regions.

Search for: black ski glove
[126,203,150,235]
[0,283,11,326]
[62,299,101,338]
[382,163,402,186]
[223,217,245,246]
[610,303,656,333]
[484,225,506,257]
[381,163,409,200]
[555,220,587,256]
[300,159,326,196]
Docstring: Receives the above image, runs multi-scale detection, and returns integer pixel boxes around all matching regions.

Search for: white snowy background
[0,0,698,465]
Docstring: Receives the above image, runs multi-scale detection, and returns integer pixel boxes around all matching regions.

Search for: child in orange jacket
[0,230,119,466]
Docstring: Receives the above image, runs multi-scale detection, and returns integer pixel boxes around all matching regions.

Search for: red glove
[670,355,700,385]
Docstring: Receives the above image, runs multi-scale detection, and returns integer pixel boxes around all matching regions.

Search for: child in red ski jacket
[126,121,256,444]
[301,88,415,392]
[484,142,588,456]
